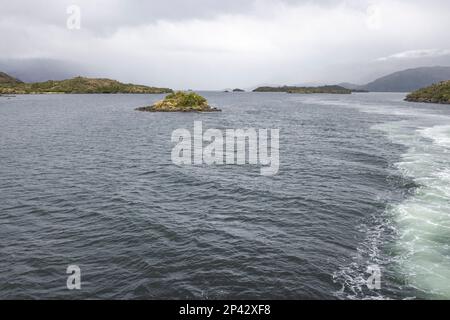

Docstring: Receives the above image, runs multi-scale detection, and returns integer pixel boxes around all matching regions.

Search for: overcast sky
[1,0,450,89]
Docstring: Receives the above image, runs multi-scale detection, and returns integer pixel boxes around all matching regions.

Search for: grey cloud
[1,0,450,89]
[1,0,367,33]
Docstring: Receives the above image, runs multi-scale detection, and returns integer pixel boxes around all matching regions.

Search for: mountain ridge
[0,71,23,85]
[363,66,450,92]
[338,66,450,92]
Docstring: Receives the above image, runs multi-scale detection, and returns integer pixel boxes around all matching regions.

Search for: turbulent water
[0,92,449,300]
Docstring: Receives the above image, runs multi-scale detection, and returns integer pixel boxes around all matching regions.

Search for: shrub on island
[405,81,450,104]
[136,91,221,112]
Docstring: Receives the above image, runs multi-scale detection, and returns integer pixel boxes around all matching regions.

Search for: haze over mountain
[337,82,363,91]
[251,66,450,93]
[0,59,87,83]
[361,66,450,92]
[0,72,22,85]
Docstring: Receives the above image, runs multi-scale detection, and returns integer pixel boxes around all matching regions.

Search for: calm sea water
[1,92,449,300]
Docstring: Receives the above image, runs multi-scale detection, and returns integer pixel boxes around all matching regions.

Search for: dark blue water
[1,92,450,299]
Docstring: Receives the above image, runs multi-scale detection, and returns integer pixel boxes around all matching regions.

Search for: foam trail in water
[376,121,450,299]
[421,125,450,149]
[326,96,450,299]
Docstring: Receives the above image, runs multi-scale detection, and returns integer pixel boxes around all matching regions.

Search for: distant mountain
[405,80,450,104]
[338,82,364,90]
[362,66,450,92]
[0,72,22,85]
[0,76,173,94]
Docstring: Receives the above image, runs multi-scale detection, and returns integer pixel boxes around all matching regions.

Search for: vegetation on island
[253,85,351,94]
[405,81,450,104]
[233,88,245,92]
[287,85,351,94]
[136,91,221,112]
[253,86,300,93]
[0,75,173,94]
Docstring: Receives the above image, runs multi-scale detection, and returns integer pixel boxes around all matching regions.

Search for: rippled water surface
[1,92,449,299]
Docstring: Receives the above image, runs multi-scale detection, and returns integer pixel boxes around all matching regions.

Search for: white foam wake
[377,121,450,299]
[313,94,450,299]
[420,125,450,149]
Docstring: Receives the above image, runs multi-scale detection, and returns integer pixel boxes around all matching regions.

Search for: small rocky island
[405,81,450,104]
[233,88,245,92]
[136,91,221,112]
